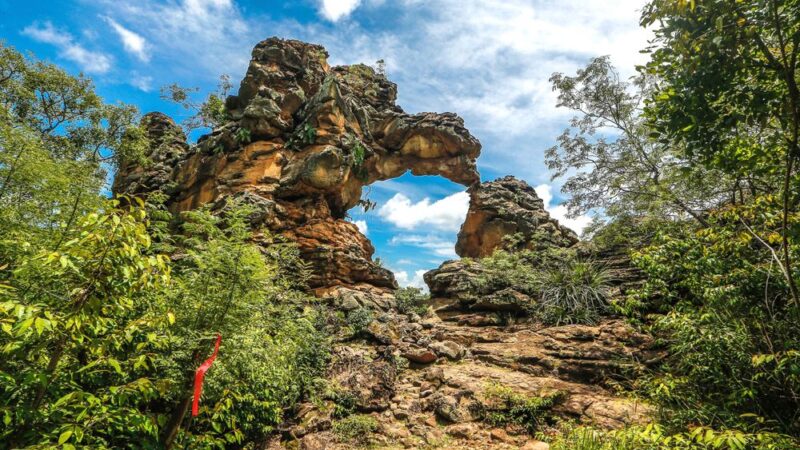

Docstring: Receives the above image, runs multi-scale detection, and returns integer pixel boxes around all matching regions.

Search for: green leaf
[58,430,73,444]
[108,358,122,375]
[34,317,46,335]
[16,317,33,335]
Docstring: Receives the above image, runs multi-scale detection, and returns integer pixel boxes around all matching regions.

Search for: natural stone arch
[113,37,481,302]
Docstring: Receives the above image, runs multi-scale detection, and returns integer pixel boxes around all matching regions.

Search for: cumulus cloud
[318,0,361,21]
[389,234,457,259]
[130,73,153,91]
[534,184,592,235]
[393,269,428,290]
[104,17,149,62]
[354,219,368,235]
[22,22,112,73]
[378,192,468,232]
[298,0,651,181]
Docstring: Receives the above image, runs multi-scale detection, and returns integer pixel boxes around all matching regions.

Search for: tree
[0,201,173,448]
[642,0,800,305]
[160,74,232,133]
[0,43,147,250]
[547,57,733,228]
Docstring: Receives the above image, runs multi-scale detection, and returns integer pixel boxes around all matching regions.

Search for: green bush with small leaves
[332,414,378,445]
[346,307,374,336]
[395,286,429,316]
[476,383,564,434]
[547,423,798,450]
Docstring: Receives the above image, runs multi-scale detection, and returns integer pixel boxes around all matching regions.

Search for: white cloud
[389,234,457,259]
[354,219,368,235]
[104,17,149,62]
[319,0,361,21]
[130,73,153,91]
[22,22,112,73]
[378,192,468,232]
[535,184,592,235]
[93,0,256,78]
[393,269,428,290]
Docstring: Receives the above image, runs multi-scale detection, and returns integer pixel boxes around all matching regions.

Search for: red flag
[192,333,222,417]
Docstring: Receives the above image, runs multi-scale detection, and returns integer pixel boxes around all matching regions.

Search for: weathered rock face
[455,176,578,258]
[114,37,481,296]
[112,112,188,197]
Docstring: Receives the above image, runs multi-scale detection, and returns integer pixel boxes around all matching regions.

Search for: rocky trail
[284,307,658,449]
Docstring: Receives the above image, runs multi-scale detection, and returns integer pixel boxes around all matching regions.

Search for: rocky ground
[279,306,658,450]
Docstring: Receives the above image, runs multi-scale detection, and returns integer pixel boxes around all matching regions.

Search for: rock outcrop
[289,310,659,449]
[113,37,659,449]
[114,37,481,297]
[455,176,578,258]
[425,176,580,315]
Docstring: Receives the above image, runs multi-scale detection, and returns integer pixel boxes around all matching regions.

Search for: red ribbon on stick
[192,333,222,417]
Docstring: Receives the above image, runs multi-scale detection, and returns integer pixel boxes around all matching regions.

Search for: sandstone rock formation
[288,309,658,449]
[425,176,580,315]
[456,176,578,258]
[114,37,481,297]
[112,37,659,449]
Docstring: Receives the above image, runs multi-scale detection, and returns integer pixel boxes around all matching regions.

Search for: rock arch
[113,37,481,301]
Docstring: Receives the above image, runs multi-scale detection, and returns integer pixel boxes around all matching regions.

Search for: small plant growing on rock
[346,307,374,336]
[301,122,316,144]
[327,386,358,419]
[477,383,565,434]
[234,127,251,144]
[332,414,378,445]
[285,123,317,150]
[395,286,430,316]
[537,260,611,325]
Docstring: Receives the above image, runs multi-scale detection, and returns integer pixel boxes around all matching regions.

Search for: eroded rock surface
[113,37,659,449]
[114,37,481,296]
[288,310,658,449]
[456,176,578,258]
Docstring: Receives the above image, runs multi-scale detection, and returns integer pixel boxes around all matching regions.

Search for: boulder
[429,340,466,360]
[328,346,397,412]
[455,176,578,258]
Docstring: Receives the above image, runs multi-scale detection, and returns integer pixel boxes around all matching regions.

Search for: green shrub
[395,286,429,316]
[548,424,798,450]
[476,383,564,434]
[631,201,800,433]
[346,307,374,336]
[332,414,378,445]
[328,388,358,419]
[536,260,611,325]
[234,126,251,144]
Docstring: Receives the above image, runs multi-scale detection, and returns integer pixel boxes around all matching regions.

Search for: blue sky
[1,0,651,288]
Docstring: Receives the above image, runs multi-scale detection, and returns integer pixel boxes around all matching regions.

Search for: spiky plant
[537,260,612,325]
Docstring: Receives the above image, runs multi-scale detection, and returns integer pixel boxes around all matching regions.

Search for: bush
[395,286,429,316]
[476,383,564,434]
[536,260,611,325]
[332,414,378,445]
[346,307,374,336]
[547,423,798,450]
[631,202,800,433]
[475,246,575,297]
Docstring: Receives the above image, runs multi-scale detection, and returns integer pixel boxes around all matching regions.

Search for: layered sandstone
[114,37,481,295]
[455,176,578,258]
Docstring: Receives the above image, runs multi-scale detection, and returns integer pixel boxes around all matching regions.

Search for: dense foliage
[0,44,329,449]
[546,0,800,444]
